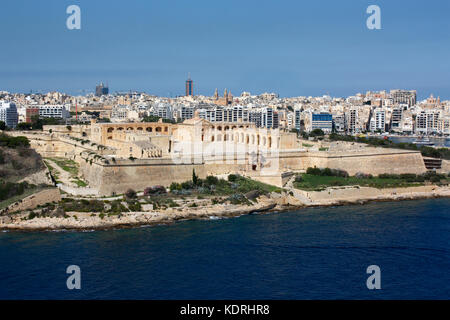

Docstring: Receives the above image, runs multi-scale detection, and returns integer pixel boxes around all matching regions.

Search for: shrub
[205,175,219,186]
[181,181,193,190]
[430,175,440,183]
[28,211,37,220]
[309,129,325,137]
[356,172,372,179]
[0,133,30,148]
[228,174,238,182]
[306,167,322,175]
[330,169,349,178]
[321,168,333,176]
[169,182,182,192]
[127,201,142,211]
[144,185,167,196]
[125,188,137,199]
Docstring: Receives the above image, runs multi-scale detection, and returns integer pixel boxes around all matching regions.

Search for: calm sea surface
[0,199,449,300]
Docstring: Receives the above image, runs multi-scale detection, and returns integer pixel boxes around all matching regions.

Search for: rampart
[12,130,429,196]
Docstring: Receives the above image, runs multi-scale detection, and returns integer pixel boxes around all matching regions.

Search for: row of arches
[106,126,169,133]
[210,132,275,148]
[214,125,250,131]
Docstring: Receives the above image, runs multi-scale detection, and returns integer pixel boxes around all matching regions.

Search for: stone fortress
[12,113,431,196]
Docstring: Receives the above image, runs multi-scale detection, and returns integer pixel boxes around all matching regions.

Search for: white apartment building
[370,108,386,132]
[416,111,440,134]
[294,109,301,131]
[38,104,70,119]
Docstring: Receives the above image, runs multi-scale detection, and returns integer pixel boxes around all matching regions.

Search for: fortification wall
[79,158,208,195]
[441,160,450,174]
[305,149,427,175]
[17,131,430,195]
[6,188,61,213]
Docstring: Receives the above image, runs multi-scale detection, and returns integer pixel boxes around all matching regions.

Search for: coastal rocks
[1,185,450,232]
[245,190,260,200]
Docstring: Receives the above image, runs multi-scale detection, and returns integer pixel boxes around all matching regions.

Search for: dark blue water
[1,199,449,300]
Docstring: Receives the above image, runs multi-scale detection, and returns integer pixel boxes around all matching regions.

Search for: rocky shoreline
[1,185,449,232]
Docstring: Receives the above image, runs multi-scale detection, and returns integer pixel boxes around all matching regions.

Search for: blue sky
[0,0,449,99]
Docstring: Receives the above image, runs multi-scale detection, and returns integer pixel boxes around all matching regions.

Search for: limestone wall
[441,160,450,174]
[78,157,208,195]
[305,149,427,175]
[7,188,61,213]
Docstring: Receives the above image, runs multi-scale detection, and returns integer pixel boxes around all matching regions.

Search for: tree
[310,129,325,137]
[192,169,199,186]
[16,122,32,130]
[142,115,161,123]
[0,121,5,130]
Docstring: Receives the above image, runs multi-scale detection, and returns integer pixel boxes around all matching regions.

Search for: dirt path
[45,159,99,196]
[45,159,76,187]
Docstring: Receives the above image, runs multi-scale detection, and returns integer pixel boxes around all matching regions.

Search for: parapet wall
[305,149,427,175]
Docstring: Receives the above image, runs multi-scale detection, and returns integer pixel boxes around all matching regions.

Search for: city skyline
[0,0,449,99]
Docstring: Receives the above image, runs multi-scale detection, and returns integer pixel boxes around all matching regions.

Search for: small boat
[412,137,434,146]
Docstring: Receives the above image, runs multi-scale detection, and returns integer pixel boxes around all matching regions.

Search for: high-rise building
[346,108,358,134]
[311,113,333,133]
[95,82,109,97]
[294,109,301,131]
[0,101,19,128]
[390,89,416,106]
[185,75,193,96]
[370,108,386,132]
[390,107,403,131]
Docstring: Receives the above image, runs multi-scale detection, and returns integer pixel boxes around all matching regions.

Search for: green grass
[319,147,329,151]
[294,174,425,191]
[47,158,78,176]
[72,179,88,187]
[302,143,313,148]
[232,176,282,194]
